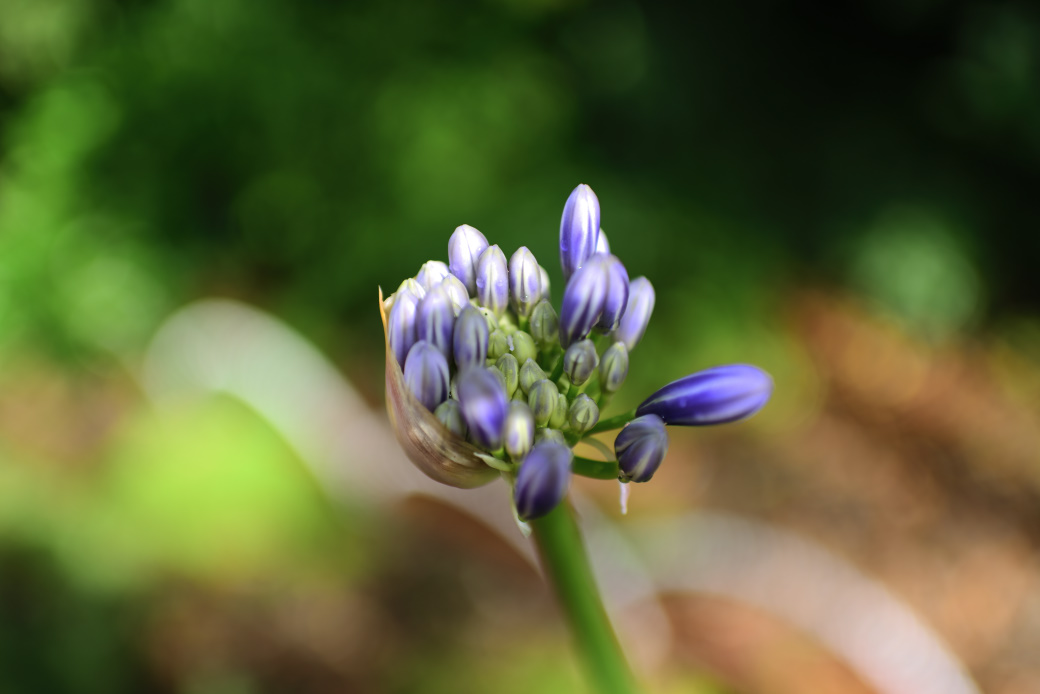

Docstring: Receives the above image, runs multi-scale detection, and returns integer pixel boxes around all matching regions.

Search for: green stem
[572,455,619,480]
[529,503,639,694]
[585,409,637,435]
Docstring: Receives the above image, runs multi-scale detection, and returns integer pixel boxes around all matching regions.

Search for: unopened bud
[503,401,535,461]
[495,353,520,398]
[599,342,629,394]
[519,359,547,394]
[562,339,599,386]
[568,393,599,435]
[434,399,468,438]
[509,330,537,366]
[528,379,559,427]
[529,301,559,349]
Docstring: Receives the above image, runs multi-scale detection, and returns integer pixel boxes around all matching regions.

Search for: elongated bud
[615,414,668,482]
[509,247,544,319]
[457,366,509,450]
[529,301,559,349]
[475,245,509,317]
[599,342,629,394]
[562,339,599,386]
[614,277,654,351]
[415,284,455,362]
[559,184,601,281]
[595,254,630,331]
[503,401,535,461]
[559,254,609,347]
[416,260,450,292]
[636,364,773,426]
[488,330,510,361]
[404,341,450,411]
[453,305,489,370]
[495,353,520,398]
[439,274,470,316]
[534,428,568,446]
[509,330,537,366]
[528,379,559,427]
[514,441,572,520]
[448,224,489,295]
[388,288,421,367]
[539,266,551,302]
[519,359,547,394]
[434,399,468,438]
[549,392,568,429]
[568,393,599,435]
[595,228,610,254]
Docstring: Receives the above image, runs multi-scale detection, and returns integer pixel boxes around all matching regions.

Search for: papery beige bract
[380,288,498,489]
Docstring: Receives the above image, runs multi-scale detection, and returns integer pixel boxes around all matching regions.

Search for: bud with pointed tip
[562,339,599,387]
[434,399,468,438]
[397,278,427,301]
[519,359,547,394]
[439,274,470,316]
[457,366,509,450]
[415,284,455,362]
[389,288,421,367]
[416,260,450,292]
[615,414,668,483]
[614,277,655,351]
[488,330,510,361]
[549,392,568,429]
[595,228,610,255]
[503,401,535,461]
[528,379,559,427]
[559,184,601,281]
[514,441,573,520]
[448,224,489,295]
[599,342,629,394]
[559,254,609,347]
[595,254,630,332]
[636,364,773,426]
[529,301,559,349]
[453,305,489,370]
[568,393,600,435]
[475,245,509,317]
[509,247,544,319]
[495,353,520,398]
[539,266,551,301]
[404,341,450,411]
[509,330,537,366]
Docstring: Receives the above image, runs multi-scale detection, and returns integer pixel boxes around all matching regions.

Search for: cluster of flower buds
[382,184,773,521]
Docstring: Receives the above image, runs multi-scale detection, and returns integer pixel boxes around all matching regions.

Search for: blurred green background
[1,0,1040,692]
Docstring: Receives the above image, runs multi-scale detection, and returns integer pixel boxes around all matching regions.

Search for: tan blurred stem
[529,502,639,694]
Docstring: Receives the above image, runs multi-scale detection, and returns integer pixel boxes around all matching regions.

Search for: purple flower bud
[595,254,629,332]
[595,228,610,255]
[415,260,450,292]
[614,277,654,351]
[453,305,489,370]
[388,287,421,367]
[457,366,509,450]
[559,254,609,347]
[559,184,601,281]
[615,414,668,483]
[415,284,455,362]
[475,244,509,317]
[503,401,535,461]
[448,224,489,295]
[514,441,572,520]
[636,364,773,426]
[438,274,470,316]
[396,278,426,301]
[509,246,544,318]
[403,341,450,412]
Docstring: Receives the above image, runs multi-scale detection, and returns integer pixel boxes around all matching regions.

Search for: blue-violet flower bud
[559,254,609,347]
[448,224,489,295]
[415,284,455,362]
[614,276,655,351]
[475,244,509,317]
[599,342,629,394]
[388,287,421,367]
[503,401,535,461]
[453,305,489,370]
[636,364,773,426]
[559,184,601,281]
[514,441,572,520]
[595,228,610,255]
[615,414,669,483]
[416,260,450,292]
[562,339,599,387]
[457,366,509,450]
[509,246,544,319]
[438,274,470,316]
[403,341,450,412]
[594,254,629,332]
[434,399,467,438]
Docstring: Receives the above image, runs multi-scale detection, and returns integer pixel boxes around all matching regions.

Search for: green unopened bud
[503,401,535,461]
[489,365,508,394]
[528,379,559,427]
[478,306,498,333]
[562,339,599,386]
[509,330,538,366]
[512,387,528,402]
[600,342,629,393]
[535,428,568,446]
[520,359,547,394]
[434,399,468,438]
[495,353,519,398]
[488,330,510,360]
[568,393,599,434]
[549,392,569,429]
[530,301,559,349]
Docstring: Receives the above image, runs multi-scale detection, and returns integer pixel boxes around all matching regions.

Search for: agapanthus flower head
[636,364,773,426]
[615,414,668,483]
[457,365,509,450]
[514,441,573,520]
[448,224,489,295]
[559,184,601,281]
